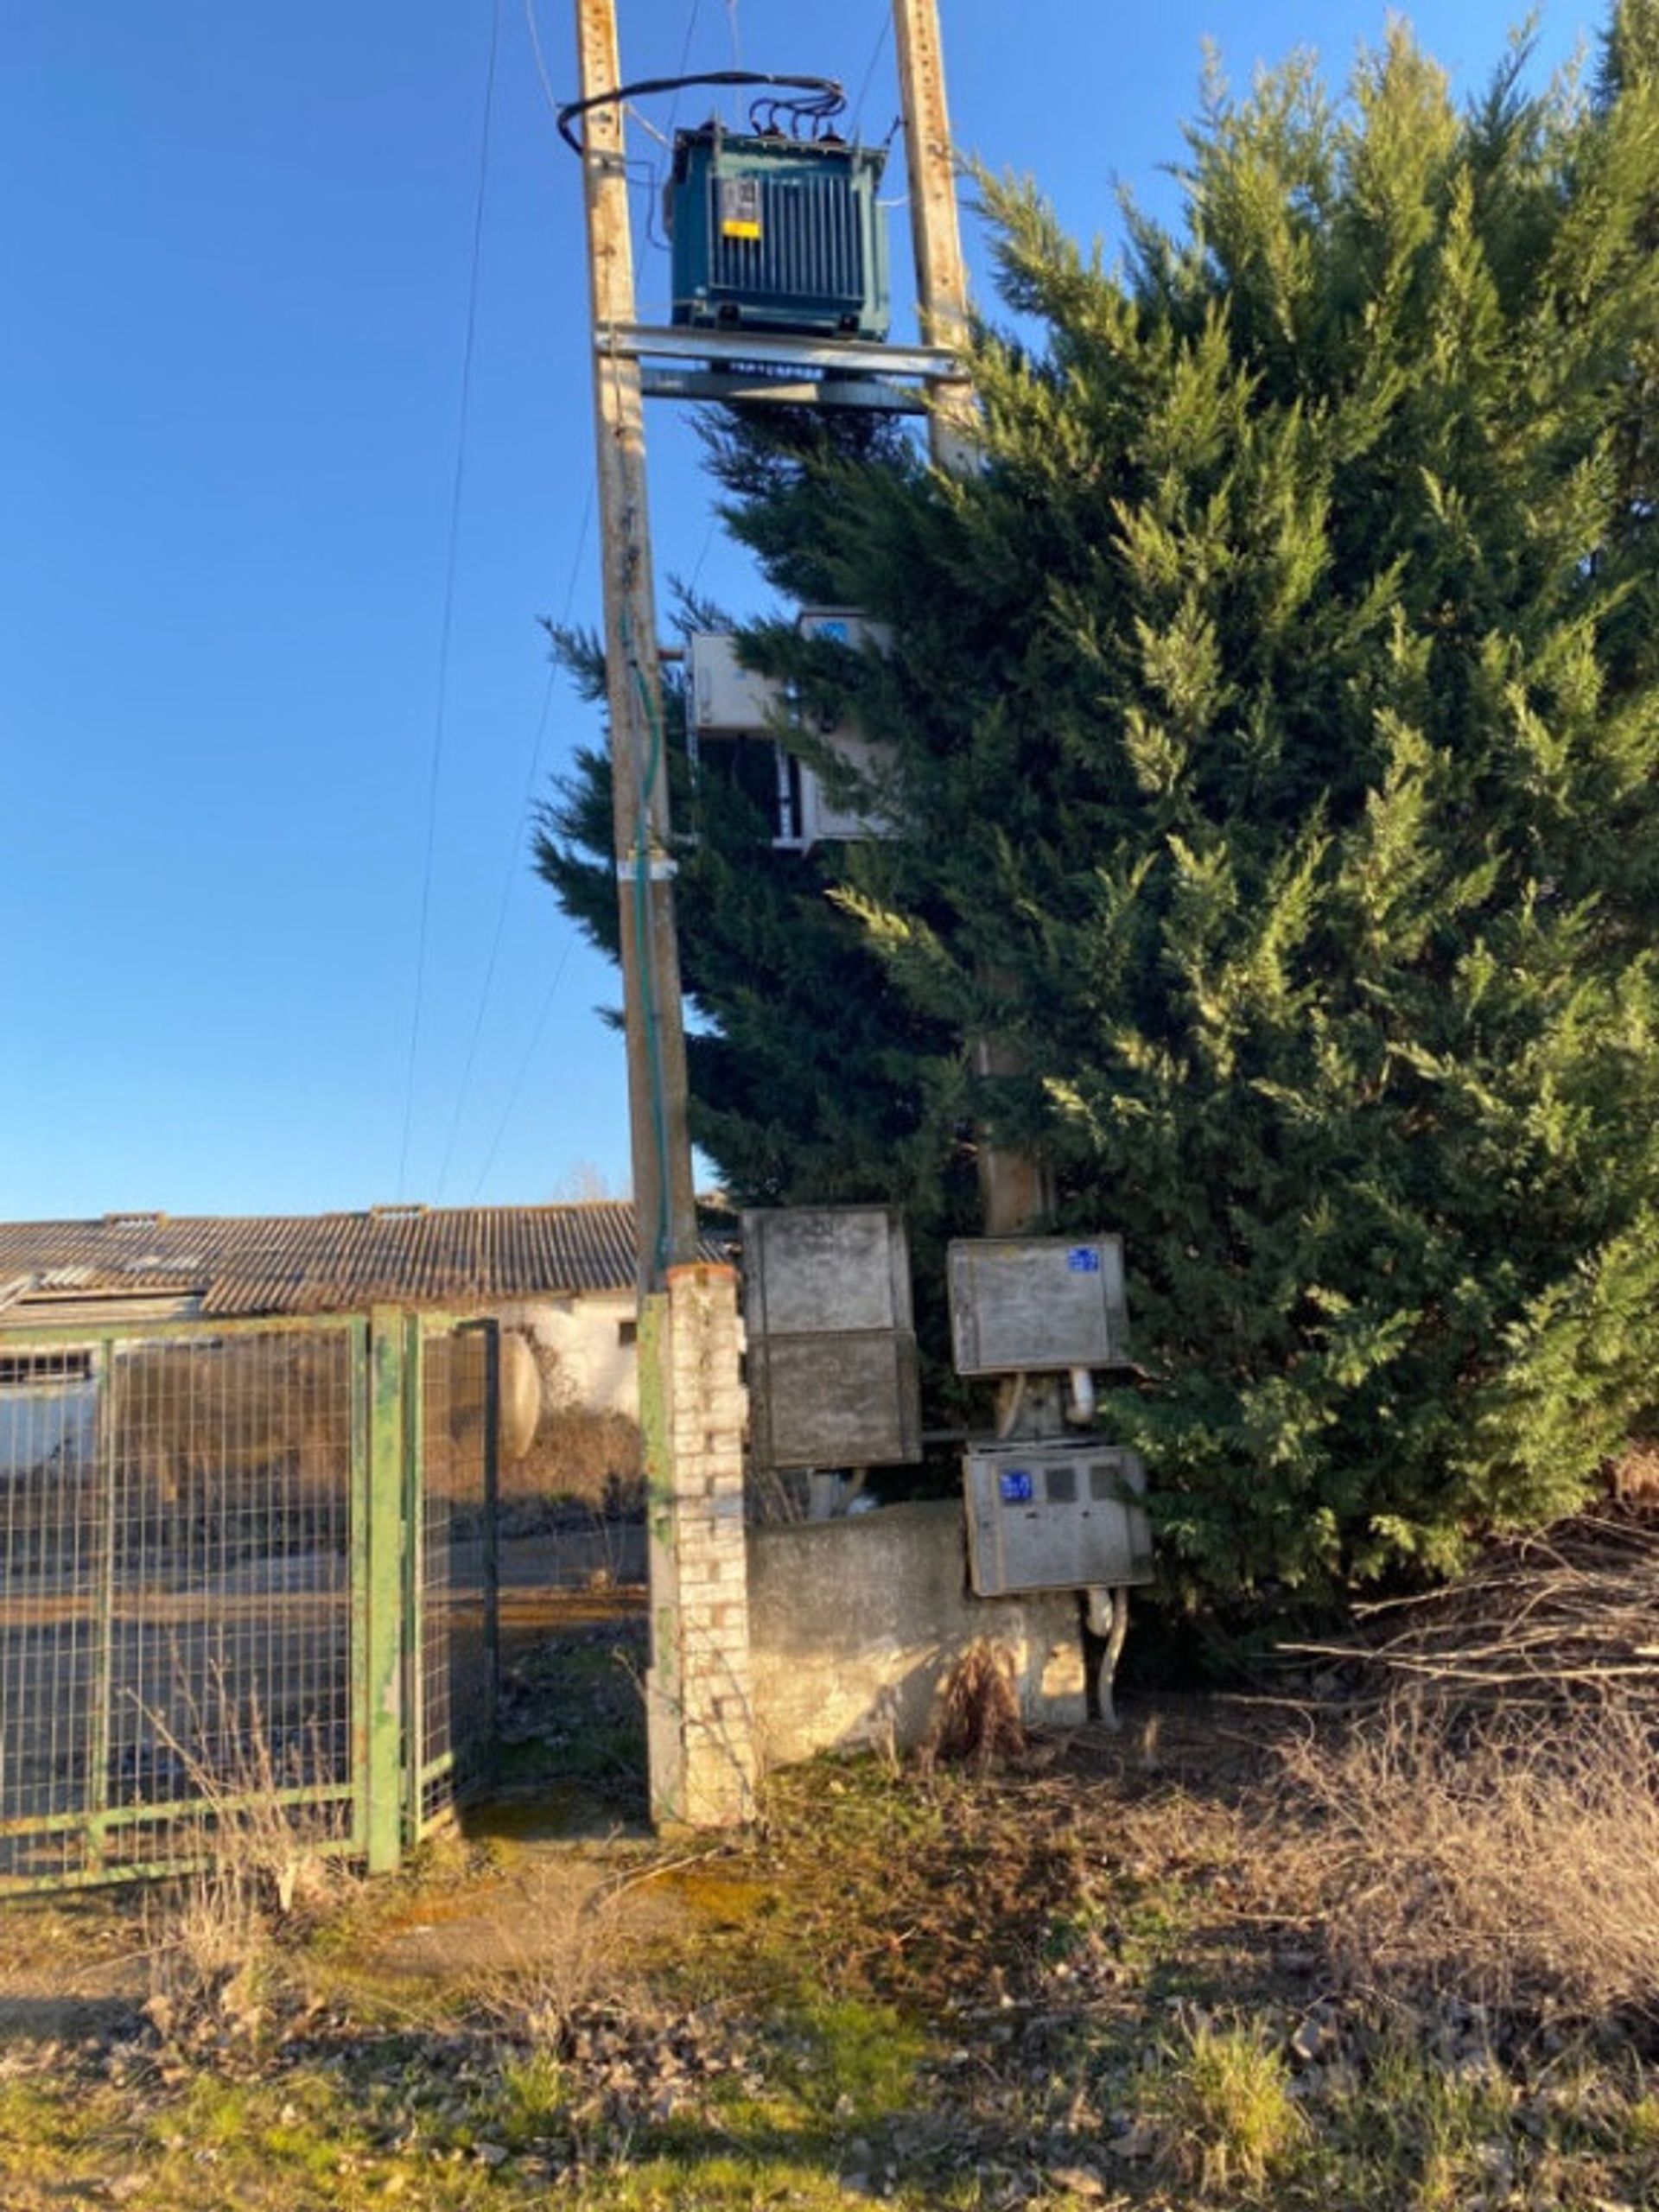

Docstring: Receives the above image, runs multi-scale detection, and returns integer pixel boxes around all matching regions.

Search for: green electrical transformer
[666,125,891,340]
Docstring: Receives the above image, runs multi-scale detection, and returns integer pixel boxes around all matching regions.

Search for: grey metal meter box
[798,732,895,847]
[948,1235,1130,1376]
[748,1334,920,1471]
[742,1206,920,1470]
[964,1440,1153,1597]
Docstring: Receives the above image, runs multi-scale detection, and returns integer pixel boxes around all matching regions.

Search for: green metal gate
[0,1307,497,1892]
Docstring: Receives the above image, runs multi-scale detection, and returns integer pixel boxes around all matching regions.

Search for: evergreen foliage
[537,6,1659,1602]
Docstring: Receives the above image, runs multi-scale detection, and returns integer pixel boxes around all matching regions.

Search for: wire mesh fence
[416,1322,498,1834]
[0,1313,499,1891]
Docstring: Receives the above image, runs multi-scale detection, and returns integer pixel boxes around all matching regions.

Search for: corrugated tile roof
[0,1204,724,1318]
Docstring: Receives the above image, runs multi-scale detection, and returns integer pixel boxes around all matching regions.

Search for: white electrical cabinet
[798,733,895,845]
[948,1235,1131,1376]
[687,632,779,736]
[964,1440,1153,1596]
[684,615,899,850]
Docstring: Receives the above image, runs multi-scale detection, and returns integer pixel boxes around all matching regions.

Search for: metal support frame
[400,1315,426,1851]
[604,322,957,413]
[0,1306,497,1891]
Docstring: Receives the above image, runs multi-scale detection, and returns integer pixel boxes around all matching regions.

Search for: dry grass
[504,1408,643,1522]
[1274,1695,1659,2027]
[918,1641,1027,1773]
[137,1686,358,2056]
[473,1876,629,2044]
[143,1859,275,2054]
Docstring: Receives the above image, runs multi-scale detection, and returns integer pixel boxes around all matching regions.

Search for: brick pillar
[641,1263,756,1830]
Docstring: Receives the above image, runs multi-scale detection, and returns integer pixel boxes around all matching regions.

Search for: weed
[1141,2013,1308,2195]
[497,2047,575,2150]
[135,1680,363,2059]
[1317,2035,1518,2209]
[143,1859,277,2054]
[918,1642,1027,1773]
[18,1704,1659,2209]
[773,1994,928,2125]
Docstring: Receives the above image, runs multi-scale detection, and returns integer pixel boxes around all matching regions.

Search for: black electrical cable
[556,69,844,155]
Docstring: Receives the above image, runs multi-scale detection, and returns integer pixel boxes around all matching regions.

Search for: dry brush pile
[1270,1503,1659,2037]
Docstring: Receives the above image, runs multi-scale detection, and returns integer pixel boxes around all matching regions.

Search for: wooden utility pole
[575,0,698,1295]
[572,0,756,1833]
[891,0,977,479]
[893,0,1051,1238]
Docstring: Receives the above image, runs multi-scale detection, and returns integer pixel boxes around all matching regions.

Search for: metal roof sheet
[0,1204,727,1318]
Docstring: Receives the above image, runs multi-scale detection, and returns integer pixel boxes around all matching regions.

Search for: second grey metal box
[948,1234,1129,1375]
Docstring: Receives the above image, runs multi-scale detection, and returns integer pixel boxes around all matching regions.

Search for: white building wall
[494,1294,639,1420]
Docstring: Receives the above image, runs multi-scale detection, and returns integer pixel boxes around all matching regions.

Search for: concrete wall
[746,1500,1087,1769]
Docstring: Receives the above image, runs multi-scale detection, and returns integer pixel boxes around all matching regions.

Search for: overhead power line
[445,475,595,1203]
[397,0,504,1200]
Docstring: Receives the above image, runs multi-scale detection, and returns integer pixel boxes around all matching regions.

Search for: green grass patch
[1139,2013,1310,2196]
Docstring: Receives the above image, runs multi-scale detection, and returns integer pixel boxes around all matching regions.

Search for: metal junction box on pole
[947,1235,1131,1376]
[964,1439,1153,1597]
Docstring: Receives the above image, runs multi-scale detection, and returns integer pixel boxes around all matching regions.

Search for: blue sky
[2,0,1599,1222]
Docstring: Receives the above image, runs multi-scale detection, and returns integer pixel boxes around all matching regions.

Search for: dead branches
[1283,1503,1659,1718]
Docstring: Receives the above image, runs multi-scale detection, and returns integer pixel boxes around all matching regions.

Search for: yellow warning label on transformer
[718,177,761,241]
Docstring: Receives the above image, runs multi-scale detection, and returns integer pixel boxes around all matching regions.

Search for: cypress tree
[539,6,1659,1603]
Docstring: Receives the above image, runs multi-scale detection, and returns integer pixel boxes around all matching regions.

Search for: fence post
[363,1308,406,1873]
[480,1320,501,1734]
[85,1335,119,1872]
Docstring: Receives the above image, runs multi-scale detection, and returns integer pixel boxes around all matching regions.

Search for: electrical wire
[522,0,560,123]
[642,0,709,258]
[397,0,503,1202]
[556,70,846,155]
[621,606,676,1283]
[439,471,594,1202]
[850,13,893,135]
[468,944,578,1200]
[434,675,555,1206]
[664,0,704,139]
[685,518,718,598]
[454,474,594,1204]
